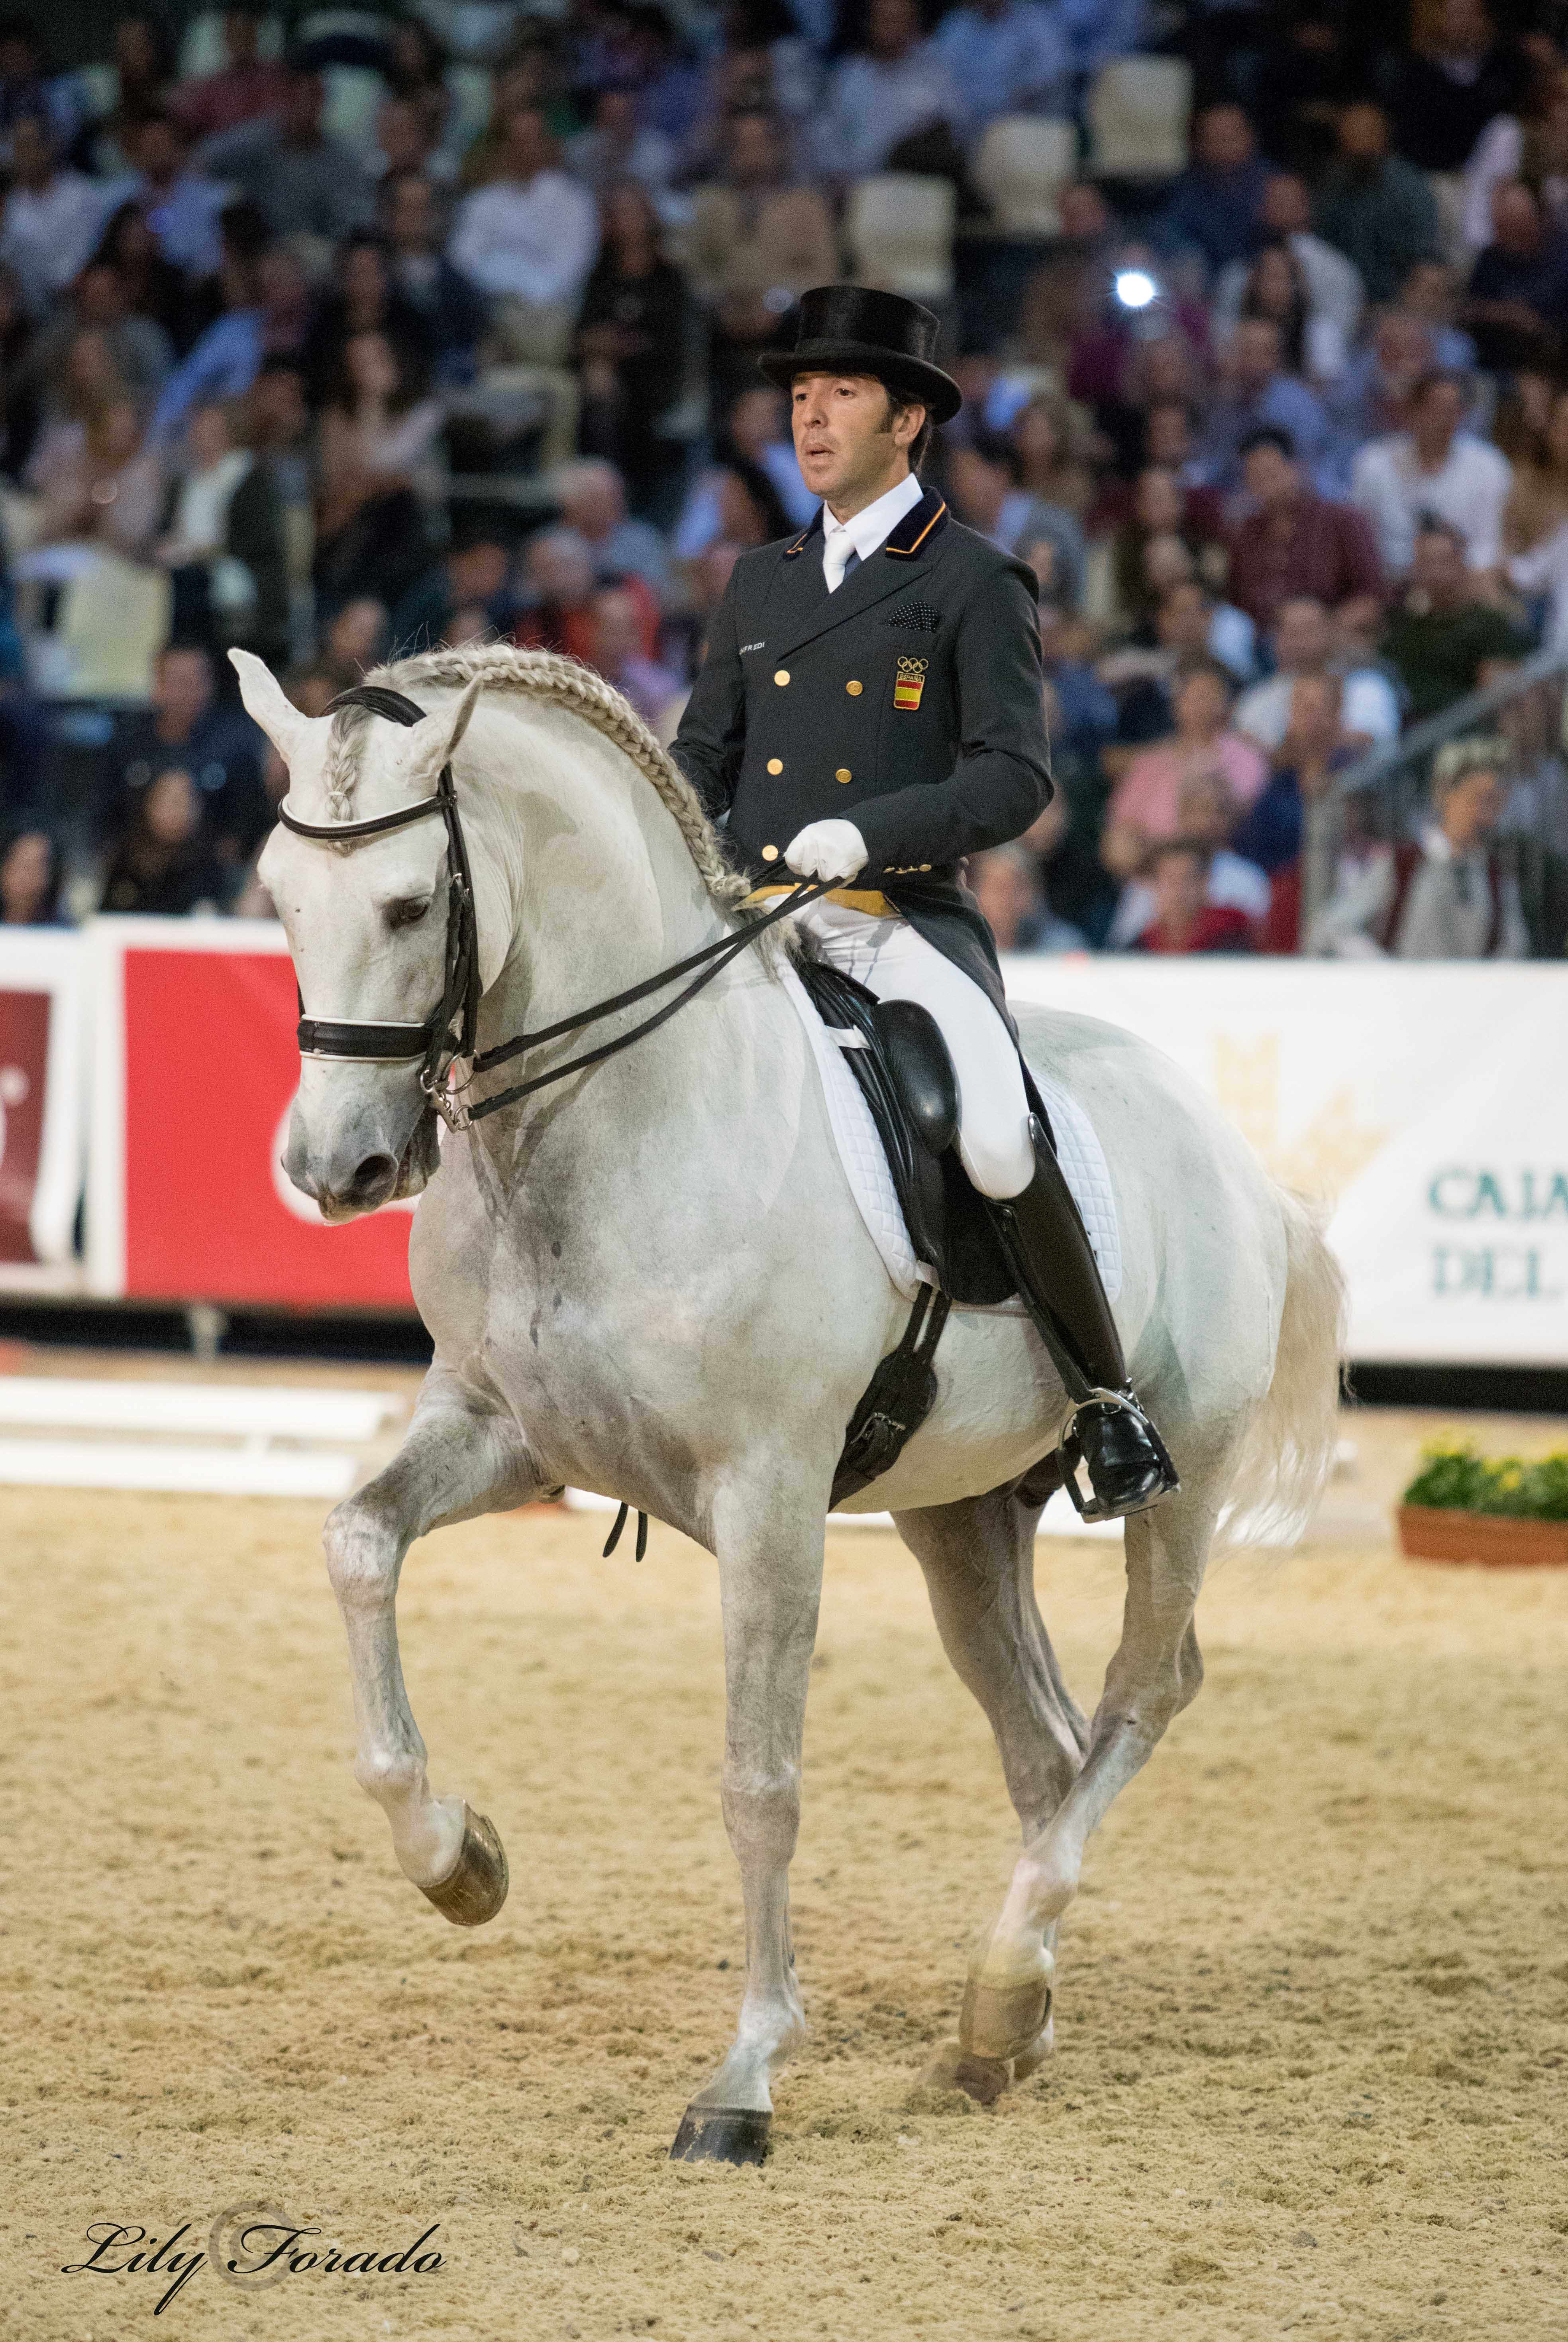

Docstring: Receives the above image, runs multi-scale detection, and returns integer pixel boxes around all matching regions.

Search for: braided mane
[322,644,747,912]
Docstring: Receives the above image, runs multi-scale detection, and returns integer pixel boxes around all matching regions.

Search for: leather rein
[276,684,830,1133]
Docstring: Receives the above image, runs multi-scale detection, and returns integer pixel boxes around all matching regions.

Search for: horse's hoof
[960,1973,1052,2063]
[920,2039,1015,2105]
[669,2105,771,2166]
[1010,2010,1055,2081]
[419,1805,509,1927]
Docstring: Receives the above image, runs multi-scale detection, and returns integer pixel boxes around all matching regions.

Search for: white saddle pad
[778,959,1122,1308]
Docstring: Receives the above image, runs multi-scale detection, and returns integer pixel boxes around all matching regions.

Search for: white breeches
[793,899,1035,1200]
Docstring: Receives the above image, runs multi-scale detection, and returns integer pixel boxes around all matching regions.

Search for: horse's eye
[385,896,431,930]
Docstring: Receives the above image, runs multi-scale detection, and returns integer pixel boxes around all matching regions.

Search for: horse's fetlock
[355,1749,424,1806]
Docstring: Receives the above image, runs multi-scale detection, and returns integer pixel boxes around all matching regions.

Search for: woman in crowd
[1087,465,1229,635]
[155,397,288,666]
[1007,392,1094,521]
[0,820,67,925]
[27,393,163,561]
[1102,658,1268,882]
[575,184,690,511]
[92,202,193,356]
[1224,240,1349,383]
[100,765,227,916]
[313,330,442,621]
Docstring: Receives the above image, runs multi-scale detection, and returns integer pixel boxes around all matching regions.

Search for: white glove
[784,819,868,884]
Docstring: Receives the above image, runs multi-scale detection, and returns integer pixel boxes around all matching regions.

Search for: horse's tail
[1219,1187,1347,1550]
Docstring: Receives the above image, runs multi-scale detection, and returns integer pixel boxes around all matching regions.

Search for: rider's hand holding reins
[784,821,868,884]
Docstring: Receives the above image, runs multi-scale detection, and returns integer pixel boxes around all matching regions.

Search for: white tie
[823,534,860,594]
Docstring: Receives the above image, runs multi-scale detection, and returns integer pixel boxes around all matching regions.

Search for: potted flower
[1398,1439,1568,1567]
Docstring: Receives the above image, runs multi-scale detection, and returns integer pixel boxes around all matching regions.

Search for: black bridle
[276,684,830,1132]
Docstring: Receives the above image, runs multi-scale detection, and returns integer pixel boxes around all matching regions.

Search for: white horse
[235,642,1344,2161]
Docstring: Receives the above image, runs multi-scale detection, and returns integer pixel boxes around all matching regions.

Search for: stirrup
[1057,1388,1179,1524]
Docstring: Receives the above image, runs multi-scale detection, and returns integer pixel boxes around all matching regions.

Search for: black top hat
[758,285,962,425]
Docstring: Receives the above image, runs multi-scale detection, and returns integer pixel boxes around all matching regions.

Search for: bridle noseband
[276,684,830,1133]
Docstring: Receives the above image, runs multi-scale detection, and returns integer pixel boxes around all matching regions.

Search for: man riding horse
[671,285,1178,1521]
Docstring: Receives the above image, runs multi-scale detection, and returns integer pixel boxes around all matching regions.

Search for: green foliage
[1403,1438,1568,1520]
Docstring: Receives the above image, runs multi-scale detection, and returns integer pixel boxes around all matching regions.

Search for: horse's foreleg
[323,1368,549,1922]
[895,1492,1085,2098]
[671,1481,825,2167]
[961,1479,1221,2059]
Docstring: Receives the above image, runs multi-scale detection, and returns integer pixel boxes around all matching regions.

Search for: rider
[671,285,1177,1519]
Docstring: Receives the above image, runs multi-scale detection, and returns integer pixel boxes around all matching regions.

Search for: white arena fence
[1,917,1565,1366]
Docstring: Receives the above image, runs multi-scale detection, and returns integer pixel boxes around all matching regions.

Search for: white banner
[1004,958,1568,1366]
[0,929,86,1291]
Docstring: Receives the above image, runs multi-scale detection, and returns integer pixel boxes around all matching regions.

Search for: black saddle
[797,958,1015,1305]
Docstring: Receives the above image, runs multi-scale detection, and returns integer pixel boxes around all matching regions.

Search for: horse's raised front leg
[959,1474,1222,2061]
[671,1476,826,2167]
[323,1365,550,1923]
[895,1491,1087,2102]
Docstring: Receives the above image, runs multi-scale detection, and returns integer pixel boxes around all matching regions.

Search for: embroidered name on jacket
[894,655,928,711]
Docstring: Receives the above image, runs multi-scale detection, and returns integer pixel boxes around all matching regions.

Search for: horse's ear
[229,648,310,762]
[404,678,483,790]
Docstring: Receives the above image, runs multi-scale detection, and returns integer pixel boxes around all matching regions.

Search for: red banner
[0,988,49,1264]
[106,932,415,1309]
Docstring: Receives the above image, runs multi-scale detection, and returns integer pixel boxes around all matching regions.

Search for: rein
[277,684,831,1132]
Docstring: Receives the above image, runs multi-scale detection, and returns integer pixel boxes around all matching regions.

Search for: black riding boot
[986,1118,1179,1521]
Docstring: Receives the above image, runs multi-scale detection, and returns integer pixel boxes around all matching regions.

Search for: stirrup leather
[1057,1387,1179,1524]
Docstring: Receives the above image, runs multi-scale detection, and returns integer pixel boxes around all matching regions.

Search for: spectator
[0,118,114,314]
[1099,578,1258,757]
[513,527,598,659]
[24,393,163,562]
[686,0,820,178]
[89,16,175,173]
[553,457,669,603]
[1195,317,1332,497]
[154,397,288,667]
[103,641,267,861]
[449,105,599,369]
[574,186,690,509]
[1213,175,1364,365]
[587,582,683,725]
[372,95,455,193]
[172,7,290,142]
[567,88,678,207]
[0,21,82,161]
[146,209,283,445]
[1158,103,1272,277]
[1461,58,1568,253]
[1217,240,1349,386]
[200,66,376,248]
[1129,839,1255,953]
[1323,310,1437,477]
[1380,518,1531,722]
[945,434,1085,603]
[1315,102,1442,304]
[1380,0,1525,180]
[1236,670,1356,872]
[379,173,488,383]
[390,515,520,657]
[92,202,191,356]
[0,818,66,925]
[969,841,1087,953]
[674,386,813,558]
[1352,369,1512,578]
[1248,677,1375,951]
[123,112,234,281]
[1102,657,1267,878]
[1109,770,1269,947]
[302,230,435,406]
[687,110,838,407]
[313,331,441,623]
[317,597,390,690]
[1316,735,1528,957]
[1089,464,1227,634]
[812,0,966,181]
[1461,181,1568,373]
[930,0,1072,135]
[1234,595,1399,753]
[100,763,228,915]
[1395,259,1477,371]
[23,262,173,418]
[1227,427,1383,635]
[1008,393,1093,521]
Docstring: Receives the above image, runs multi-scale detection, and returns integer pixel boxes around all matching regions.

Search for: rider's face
[791,373,922,515]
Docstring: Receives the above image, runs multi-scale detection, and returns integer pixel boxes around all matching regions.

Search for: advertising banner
[1005,958,1568,1366]
[0,929,85,1291]
[87,920,415,1310]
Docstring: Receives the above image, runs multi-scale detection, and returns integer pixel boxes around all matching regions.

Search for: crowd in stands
[3,0,1568,958]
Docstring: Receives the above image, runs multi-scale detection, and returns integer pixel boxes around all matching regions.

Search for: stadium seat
[971,118,1078,237]
[177,12,285,77]
[1087,57,1192,179]
[844,175,956,303]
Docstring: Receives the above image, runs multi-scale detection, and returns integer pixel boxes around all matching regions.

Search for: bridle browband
[276,684,830,1132]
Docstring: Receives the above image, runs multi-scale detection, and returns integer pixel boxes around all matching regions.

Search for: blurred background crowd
[4,0,1568,956]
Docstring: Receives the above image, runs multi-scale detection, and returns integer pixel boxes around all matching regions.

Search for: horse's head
[235,650,483,1220]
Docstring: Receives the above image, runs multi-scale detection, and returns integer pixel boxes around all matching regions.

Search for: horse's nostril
[347,1151,398,1202]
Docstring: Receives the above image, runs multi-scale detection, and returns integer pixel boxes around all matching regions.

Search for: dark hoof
[669,2105,771,2166]
[920,2039,1014,2105]
[960,1973,1052,2063]
[419,1805,509,1927]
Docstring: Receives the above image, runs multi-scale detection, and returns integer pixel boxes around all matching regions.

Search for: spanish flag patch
[894,655,928,711]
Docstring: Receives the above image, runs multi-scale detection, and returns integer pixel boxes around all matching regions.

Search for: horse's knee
[323,1498,397,1612]
[720,1772,801,1869]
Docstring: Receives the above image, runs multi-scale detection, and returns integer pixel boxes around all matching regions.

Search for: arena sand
[1,1377,1565,2342]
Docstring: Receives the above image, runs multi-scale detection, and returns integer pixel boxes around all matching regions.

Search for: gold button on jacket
[773,669,790,686]
[766,757,783,774]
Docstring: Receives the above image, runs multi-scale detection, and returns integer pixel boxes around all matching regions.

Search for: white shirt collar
[821,470,924,573]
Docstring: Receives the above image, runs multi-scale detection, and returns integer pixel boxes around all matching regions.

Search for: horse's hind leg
[961,1473,1223,2056]
[323,1365,549,1922]
[894,1491,1086,2097]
